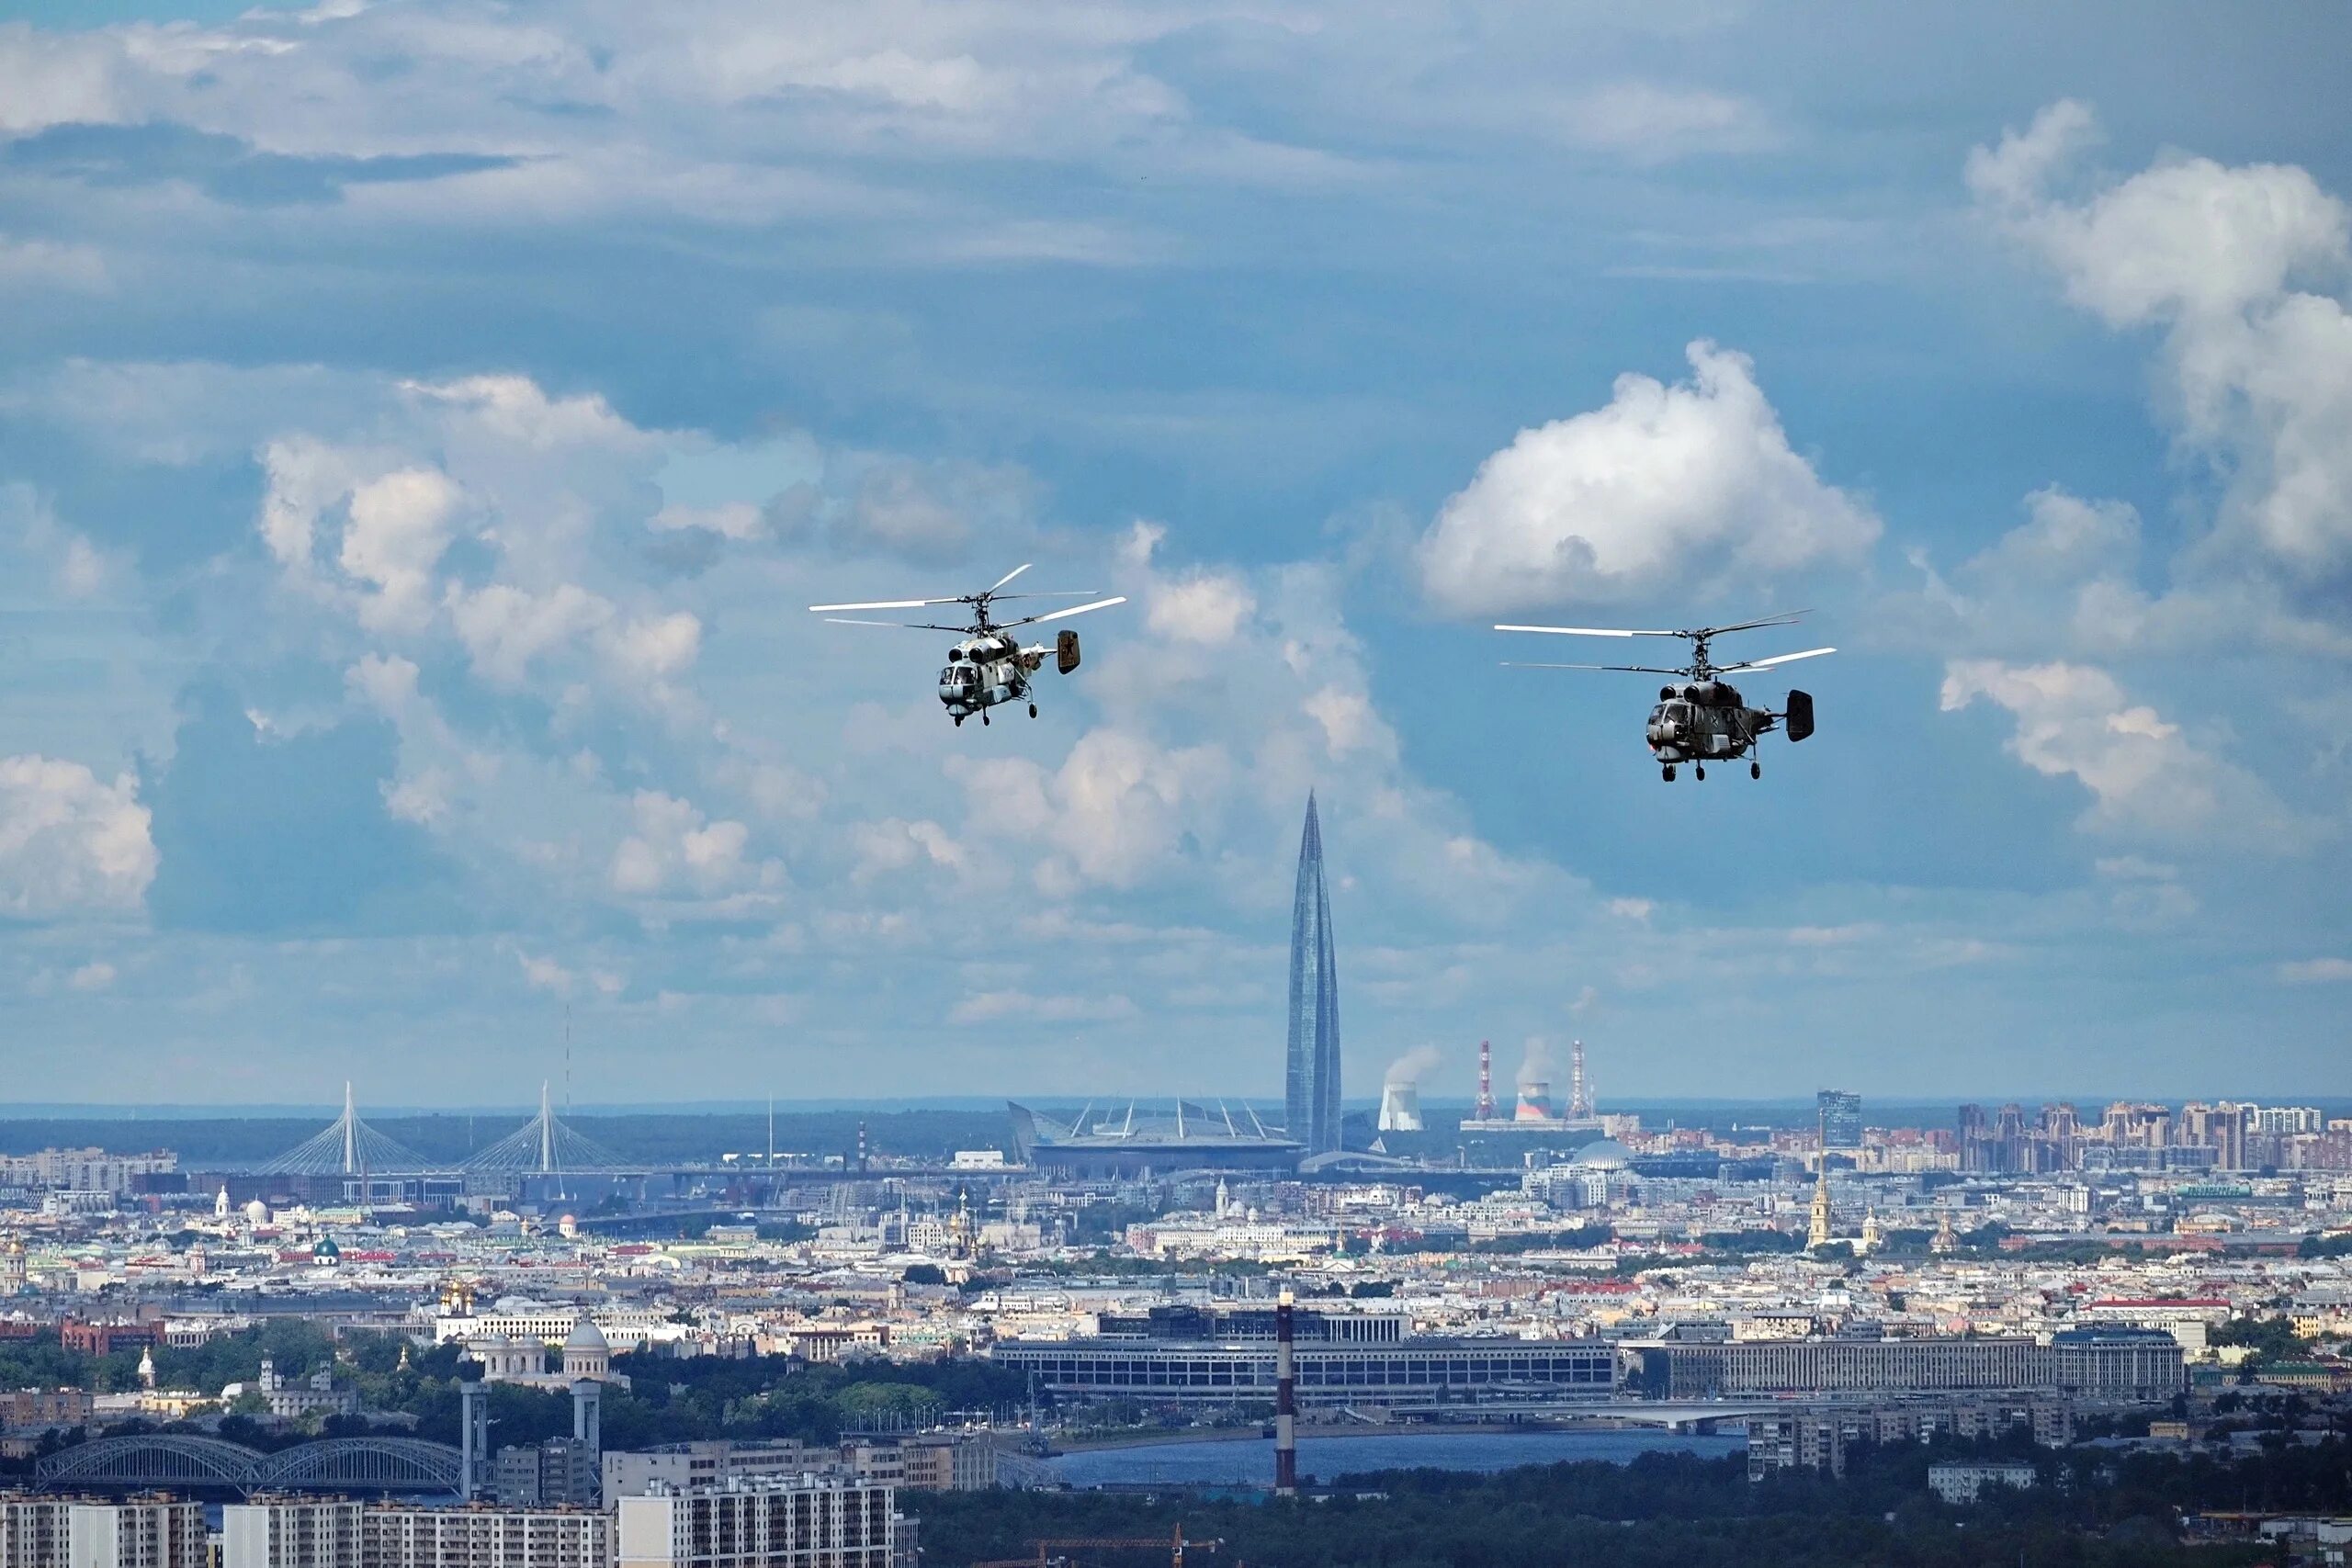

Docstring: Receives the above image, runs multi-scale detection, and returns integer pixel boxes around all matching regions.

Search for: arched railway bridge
[35,1435,463,1495]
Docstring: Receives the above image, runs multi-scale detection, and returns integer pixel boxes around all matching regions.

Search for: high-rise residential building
[216,1500,608,1568]
[495,1438,601,1506]
[65,1498,208,1568]
[1284,793,1342,1156]
[1817,1089,1862,1149]
[221,1498,362,1568]
[615,1476,893,1568]
[1,1495,71,1568]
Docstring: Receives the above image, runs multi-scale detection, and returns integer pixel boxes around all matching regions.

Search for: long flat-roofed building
[1007,1103,1302,1179]
[1626,1326,2183,1401]
[993,1303,1614,1406]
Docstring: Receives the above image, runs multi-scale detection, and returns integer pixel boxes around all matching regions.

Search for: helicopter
[1496,613,1834,782]
[809,565,1126,727]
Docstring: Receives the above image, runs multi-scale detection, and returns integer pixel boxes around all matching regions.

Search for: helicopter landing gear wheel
[1695,764,1705,781]
[980,713,989,726]
[953,716,964,728]
[1029,703,1038,717]
[1662,765,1676,782]
[1751,761,1761,779]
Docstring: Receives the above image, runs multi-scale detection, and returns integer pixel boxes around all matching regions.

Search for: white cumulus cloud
[1418,340,1879,614]
[1146,569,1256,646]
[1973,101,2352,590]
[0,755,157,917]
[1939,660,2293,846]
[951,728,1228,894]
[610,789,763,898]
[340,467,462,632]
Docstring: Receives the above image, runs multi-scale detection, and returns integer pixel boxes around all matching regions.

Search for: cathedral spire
[1807,1106,1836,1250]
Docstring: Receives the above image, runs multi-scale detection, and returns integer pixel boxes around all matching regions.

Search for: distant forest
[0,1109,1013,1165]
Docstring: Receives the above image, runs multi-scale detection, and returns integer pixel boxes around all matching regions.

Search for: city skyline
[0,7,2345,1562]
[0,4,2347,1101]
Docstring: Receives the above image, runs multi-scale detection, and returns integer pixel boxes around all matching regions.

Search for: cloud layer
[1,6,2347,1100]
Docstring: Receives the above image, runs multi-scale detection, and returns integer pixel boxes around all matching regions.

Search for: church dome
[1571,1138,1633,1170]
[564,1317,608,1352]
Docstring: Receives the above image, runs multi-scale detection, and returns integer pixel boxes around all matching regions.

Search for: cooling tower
[1378,1081,1423,1132]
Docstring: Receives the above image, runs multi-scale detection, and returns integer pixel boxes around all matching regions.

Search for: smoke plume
[1517,1036,1554,1089]
[1384,1044,1443,1088]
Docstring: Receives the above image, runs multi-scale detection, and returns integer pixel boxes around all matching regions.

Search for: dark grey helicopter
[810,565,1125,728]
[1497,613,1834,782]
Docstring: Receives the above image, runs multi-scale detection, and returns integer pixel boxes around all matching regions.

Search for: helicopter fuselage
[938,634,1046,722]
[1645,679,1775,763]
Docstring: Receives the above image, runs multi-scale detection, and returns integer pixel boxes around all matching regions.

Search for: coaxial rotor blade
[988,563,1034,593]
[1690,611,1809,637]
[808,595,966,613]
[1501,661,1691,674]
[822,618,974,632]
[1495,624,1681,637]
[988,590,1102,602]
[1004,595,1126,629]
[1716,646,1836,672]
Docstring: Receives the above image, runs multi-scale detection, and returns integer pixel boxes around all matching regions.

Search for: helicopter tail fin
[1785,689,1815,742]
[1056,628,1081,674]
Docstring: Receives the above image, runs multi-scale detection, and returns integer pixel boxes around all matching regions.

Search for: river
[1041,1429,1744,1488]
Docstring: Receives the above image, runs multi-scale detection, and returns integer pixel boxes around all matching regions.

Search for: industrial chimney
[1273,1290,1297,1497]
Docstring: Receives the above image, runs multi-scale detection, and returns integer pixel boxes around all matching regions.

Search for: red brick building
[59,1318,164,1356]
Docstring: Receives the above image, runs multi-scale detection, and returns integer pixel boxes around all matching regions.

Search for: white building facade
[616,1477,893,1568]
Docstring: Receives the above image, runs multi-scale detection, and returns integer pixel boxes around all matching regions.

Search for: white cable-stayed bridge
[250,1081,639,1177]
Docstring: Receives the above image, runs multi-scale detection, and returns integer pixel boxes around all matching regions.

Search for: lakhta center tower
[1284,793,1342,1155]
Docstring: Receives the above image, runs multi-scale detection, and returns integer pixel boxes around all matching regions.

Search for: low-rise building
[604,1441,831,1501]
[842,1434,996,1492]
[1928,1461,2039,1504]
[1,1389,94,1429]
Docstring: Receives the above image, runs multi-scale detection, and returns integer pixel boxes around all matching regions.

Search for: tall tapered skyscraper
[1285,792,1342,1156]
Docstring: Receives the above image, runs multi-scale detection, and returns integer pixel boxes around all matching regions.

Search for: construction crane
[970,1525,1218,1568]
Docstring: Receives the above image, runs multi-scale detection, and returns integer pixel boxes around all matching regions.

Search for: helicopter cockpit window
[940,664,976,689]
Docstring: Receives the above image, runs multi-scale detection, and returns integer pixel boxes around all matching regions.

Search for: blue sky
[0,0,2346,1107]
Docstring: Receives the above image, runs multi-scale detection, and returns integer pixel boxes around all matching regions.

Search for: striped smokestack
[1274,1288,1297,1496]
